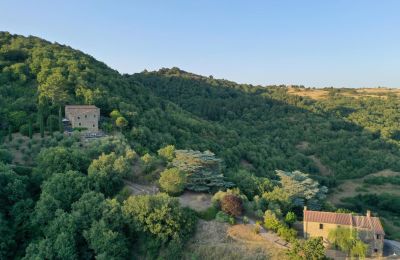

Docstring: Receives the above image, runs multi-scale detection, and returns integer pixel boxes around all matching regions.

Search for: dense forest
[1,32,400,258]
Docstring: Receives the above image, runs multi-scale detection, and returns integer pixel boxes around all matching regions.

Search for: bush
[284,211,297,227]
[159,168,187,196]
[221,194,242,217]
[243,216,249,224]
[264,210,281,232]
[197,205,218,220]
[277,226,297,242]
[215,211,231,223]
[0,149,12,163]
[253,221,261,234]
[19,124,30,136]
[157,145,175,162]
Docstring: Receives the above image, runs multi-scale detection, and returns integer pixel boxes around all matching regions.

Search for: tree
[159,168,187,195]
[83,220,129,260]
[220,194,242,217]
[328,227,367,256]
[38,70,68,106]
[287,237,326,260]
[172,150,233,192]
[115,116,128,130]
[157,145,176,162]
[39,112,44,138]
[58,106,63,132]
[264,210,281,232]
[28,118,33,139]
[284,211,297,227]
[35,147,89,180]
[264,170,328,210]
[88,152,132,196]
[122,193,197,242]
[8,125,12,141]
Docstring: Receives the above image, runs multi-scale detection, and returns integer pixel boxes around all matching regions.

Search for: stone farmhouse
[303,207,385,257]
[64,105,100,132]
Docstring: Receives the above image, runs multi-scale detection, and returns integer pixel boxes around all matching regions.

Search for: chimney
[304,206,307,211]
[366,210,371,217]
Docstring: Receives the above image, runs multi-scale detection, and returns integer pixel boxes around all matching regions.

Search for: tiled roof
[304,210,385,235]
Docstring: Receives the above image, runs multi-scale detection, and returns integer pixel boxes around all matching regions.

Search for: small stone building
[303,207,385,257]
[65,105,100,132]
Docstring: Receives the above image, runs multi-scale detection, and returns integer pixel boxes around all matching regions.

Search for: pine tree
[172,150,233,192]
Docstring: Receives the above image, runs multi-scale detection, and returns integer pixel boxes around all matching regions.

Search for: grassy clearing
[287,87,400,100]
[183,220,286,260]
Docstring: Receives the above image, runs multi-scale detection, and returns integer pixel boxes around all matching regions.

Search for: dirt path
[123,180,159,195]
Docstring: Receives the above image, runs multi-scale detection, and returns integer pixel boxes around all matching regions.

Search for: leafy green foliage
[122,193,197,242]
[328,227,367,257]
[159,167,187,195]
[287,237,326,260]
[157,144,175,162]
[35,146,89,180]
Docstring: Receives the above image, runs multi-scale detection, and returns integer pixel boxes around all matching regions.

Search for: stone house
[65,105,100,132]
[303,207,384,257]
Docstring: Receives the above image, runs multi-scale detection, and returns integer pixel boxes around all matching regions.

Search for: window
[319,224,324,229]
[77,116,80,119]
[79,123,81,126]
[376,234,380,239]
[94,115,96,118]
[85,115,87,118]
[93,124,95,127]
[374,249,378,253]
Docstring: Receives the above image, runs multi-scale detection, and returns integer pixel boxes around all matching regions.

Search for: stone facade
[303,208,384,257]
[65,105,100,132]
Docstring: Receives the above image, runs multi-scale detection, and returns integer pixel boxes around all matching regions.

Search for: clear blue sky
[1,0,400,87]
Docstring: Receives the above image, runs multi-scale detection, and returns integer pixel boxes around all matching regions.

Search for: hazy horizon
[1,0,400,88]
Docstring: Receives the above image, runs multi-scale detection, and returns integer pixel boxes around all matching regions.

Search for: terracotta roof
[304,210,385,235]
[65,105,98,109]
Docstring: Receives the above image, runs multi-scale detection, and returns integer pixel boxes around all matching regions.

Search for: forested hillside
[131,68,400,181]
[1,32,400,258]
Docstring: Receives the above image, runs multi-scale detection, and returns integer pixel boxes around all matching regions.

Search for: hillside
[1,32,400,258]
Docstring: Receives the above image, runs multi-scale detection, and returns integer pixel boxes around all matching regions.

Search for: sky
[1,0,400,88]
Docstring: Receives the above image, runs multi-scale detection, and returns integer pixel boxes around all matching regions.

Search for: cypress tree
[8,125,12,141]
[39,113,44,138]
[58,106,63,132]
[49,116,53,136]
[28,118,33,139]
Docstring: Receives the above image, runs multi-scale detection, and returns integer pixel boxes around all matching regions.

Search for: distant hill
[1,31,400,184]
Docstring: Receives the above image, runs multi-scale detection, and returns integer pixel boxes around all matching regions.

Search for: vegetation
[287,237,326,260]
[328,227,368,258]
[159,167,187,195]
[1,31,400,257]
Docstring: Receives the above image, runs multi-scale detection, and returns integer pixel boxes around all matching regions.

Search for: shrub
[221,194,242,217]
[215,211,231,223]
[243,216,249,224]
[159,168,187,196]
[277,226,297,242]
[157,145,175,162]
[19,124,30,136]
[197,205,218,220]
[287,237,326,260]
[264,210,281,232]
[0,149,12,163]
[284,211,297,227]
[253,221,261,234]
